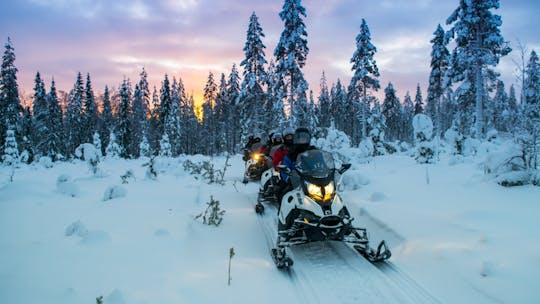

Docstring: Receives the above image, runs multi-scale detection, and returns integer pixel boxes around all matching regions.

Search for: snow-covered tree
[159,133,172,157]
[99,86,114,155]
[83,73,99,144]
[274,0,309,126]
[167,78,182,156]
[520,50,540,171]
[368,103,387,156]
[414,83,424,114]
[1,38,22,158]
[2,127,19,166]
[131,68,150,158]
[105,131,122,159]
[413,114,435,164]
[45,79,64,160]
[446,0,511,138]
[226,64,242,153]
[202,72,217,155]
[427,24,450,136]
[32,71,48,157]
[116,79,132,158]
[348,19,380,140]
[382,82,401,142]
[400,91,415,143]
[139,135,151,158]
[317,71,331,130]
[93,131,102,157]
[65,72,85,156]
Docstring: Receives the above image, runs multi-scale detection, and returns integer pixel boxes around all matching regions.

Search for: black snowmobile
[242,150,270,183]
[270,149,391,269]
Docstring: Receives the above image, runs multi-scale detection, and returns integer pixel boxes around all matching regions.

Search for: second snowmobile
[271,149,391,269]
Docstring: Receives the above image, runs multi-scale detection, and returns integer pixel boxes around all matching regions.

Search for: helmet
[293,127,311,145]
[283,127,295,147]
[272,133,283,145]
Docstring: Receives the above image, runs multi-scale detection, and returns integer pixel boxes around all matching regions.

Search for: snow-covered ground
[1,152,539,304]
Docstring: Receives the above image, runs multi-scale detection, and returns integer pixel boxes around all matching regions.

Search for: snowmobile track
[245,187,440,303]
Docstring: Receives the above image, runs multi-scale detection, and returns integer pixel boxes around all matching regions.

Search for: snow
[1,151,539,303]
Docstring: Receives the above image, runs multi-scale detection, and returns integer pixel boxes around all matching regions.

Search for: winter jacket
[272,145,289,170]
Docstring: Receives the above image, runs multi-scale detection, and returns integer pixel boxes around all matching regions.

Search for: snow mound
[105,289,126,304]
[65,220,88,237]
[103,185,127,201]
[154,228,170,237]
[369,192,387,202]
[480,260,496,277]
[56,175,79,197]
[412,114,433,139]
[39,156,53,168]
[341,171,370,190]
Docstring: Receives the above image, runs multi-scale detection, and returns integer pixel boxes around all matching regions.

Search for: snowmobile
[255,167,280,213]
[242,151,270,183]
[271,149,391,269]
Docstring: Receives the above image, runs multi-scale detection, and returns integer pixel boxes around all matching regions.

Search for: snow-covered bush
[183,158,227,185]
[65,220,88,237]
[2,128,19,167]
[103,185,127,201]
[195,196,225,226]
[75,143,102,176]
[341,171,370,191]
[39,156,53,168]
[444,124,464,156]
[368,113,387,156]
[121,169,136,184]
[93,132,103,157]
[482,142,530,187]
[139,135,151,159]
[315,126,352,162]
[413,114,435,164]
[359,138,374,158]
[56,174,79,197]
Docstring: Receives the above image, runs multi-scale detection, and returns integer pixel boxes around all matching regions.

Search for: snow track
[247,190,440,304]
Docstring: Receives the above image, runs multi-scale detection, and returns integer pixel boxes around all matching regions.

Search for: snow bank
[102,185,127,201]
[56,174,79,197]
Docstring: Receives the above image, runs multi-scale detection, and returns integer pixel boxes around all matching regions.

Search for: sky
[0,0,539,105]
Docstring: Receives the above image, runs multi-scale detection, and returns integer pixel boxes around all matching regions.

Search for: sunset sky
[1,0,538,104]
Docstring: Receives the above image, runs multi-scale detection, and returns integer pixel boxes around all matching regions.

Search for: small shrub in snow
[102,185,127,201]
[195,196,225,226]
[56,175,79,197]
[144,157,158,180]
[96,296,104,304]
[121,169,136,184]
[482,142,532,187]
[183,157,228,185]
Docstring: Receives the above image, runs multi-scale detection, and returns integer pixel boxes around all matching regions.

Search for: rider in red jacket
[272,127,294,170]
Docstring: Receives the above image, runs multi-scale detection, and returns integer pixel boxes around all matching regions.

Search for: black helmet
[283,127,295,147]
[293,127,311,145]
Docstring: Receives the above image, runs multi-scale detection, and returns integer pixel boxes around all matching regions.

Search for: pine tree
[1,38,22,157]
[99,86,114,155]
[46,79,64,160]
[139,135,151,158]
[65,72,85,156]
[148,87,161,154]
[240,12,268,143]
[116,79,132,158]
[83,73,99,144]
[214,73,228,154]
[368,102,387,156]
[19,107,34,163]
[331,79,348,134]
[158,75,172,140]
[446,0,511,138]
[401,91,415,143]
[131,68,150,157]
[427,24,450,137]
[382,82,401,142]
[414,83,424,114]
[32,71,48,157]
[317,71,331,130]
[521,50,540,170]
[226,64,242,153]
[490,80,508,131]
[105,131,122,158]
[2,127,19,167]
[202,72,217,155]
[274,0,309,126]
[167,78,182,156]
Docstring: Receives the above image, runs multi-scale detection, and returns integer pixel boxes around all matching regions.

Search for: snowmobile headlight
[252,153,261,161]
[306,182,335,201]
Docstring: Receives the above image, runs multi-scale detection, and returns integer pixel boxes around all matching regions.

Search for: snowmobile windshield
[296,150,334,178]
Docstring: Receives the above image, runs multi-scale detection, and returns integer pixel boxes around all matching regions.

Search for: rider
[276,127,316,207]
[272,127,294,170]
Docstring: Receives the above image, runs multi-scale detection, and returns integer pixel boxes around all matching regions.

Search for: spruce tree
[202,72,217,155]
[116,79,132,158]
[2,126,19,167]
[167,78,182,156]
[382,82,401,142]
[349,19,380,140]
[317,72,331,130]
[226,64,241,153]
[99,86,113,155]
[131,68,150,157]
[158,75,172,140]
[83,73,99,144]
[274,0,309,127]
[414,84,424,115]
[401,91,415,143]
[32,71,48,156]
[1,38,22,157]
[446,0,511,138]
[65,72,85,156]
[427,24,450,137]
[46,79,64,160]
